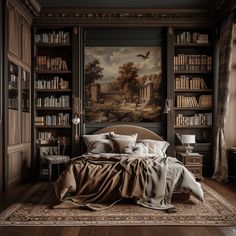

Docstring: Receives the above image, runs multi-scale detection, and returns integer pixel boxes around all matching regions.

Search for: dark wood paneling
[0,0,3,193]
[22,17,31,65]
[83,27,165,138]
[8,3,21,58]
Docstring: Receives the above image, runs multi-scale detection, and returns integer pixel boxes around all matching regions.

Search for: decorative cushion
[124,143,148,155]
[88,139,113,154]
[82,133,109,149]
[109,133,137,153]
[42,155,70,164]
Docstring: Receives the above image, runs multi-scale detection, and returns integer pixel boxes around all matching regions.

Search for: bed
[54,125,204,211]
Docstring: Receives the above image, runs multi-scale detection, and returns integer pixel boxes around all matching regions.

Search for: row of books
[38,132,52,142]
[8,98,18,109]
[174,54,212,71]
[175,31,209,44]
[36,56,68,71]
[175,76,208,90]
[175,113,212,126]
[36,77,69,90]
[176,95,212,108]
[36,95,70,108]
[35,31,70,44]
[22,98,29,110]
[35,113,70,126]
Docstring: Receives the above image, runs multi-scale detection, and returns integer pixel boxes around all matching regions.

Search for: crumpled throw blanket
[53,153,204,211]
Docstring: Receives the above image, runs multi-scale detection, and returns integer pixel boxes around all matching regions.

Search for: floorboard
[0,179,235,236]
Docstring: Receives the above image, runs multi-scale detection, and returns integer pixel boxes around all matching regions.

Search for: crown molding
[33,8,215,26]
[21,0,41,16]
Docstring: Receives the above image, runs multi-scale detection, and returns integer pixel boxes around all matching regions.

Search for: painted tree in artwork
[116,62,140,101]
[84,59,103,85]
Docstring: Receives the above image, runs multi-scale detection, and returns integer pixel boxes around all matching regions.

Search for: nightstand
[176,152,203,181]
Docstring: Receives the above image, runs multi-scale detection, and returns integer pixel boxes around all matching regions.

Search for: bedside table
[176,152,203,181]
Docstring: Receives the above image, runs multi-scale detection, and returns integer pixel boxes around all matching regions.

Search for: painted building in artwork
[90,79,155,104]
[139,79,155,105]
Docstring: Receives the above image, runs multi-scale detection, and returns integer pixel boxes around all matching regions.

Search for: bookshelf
[170,28,214,177]
[34,28,73,157]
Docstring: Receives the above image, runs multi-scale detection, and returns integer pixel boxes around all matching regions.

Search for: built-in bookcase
[33,28,73,157]
[172,28,214,176]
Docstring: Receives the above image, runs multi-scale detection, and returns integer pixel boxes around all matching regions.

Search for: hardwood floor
[0,179,235,236]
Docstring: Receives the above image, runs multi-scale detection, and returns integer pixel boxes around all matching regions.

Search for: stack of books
[36,95,70,108]
[36,77,69,90]
[175,31,209,44]
[176,113,212,126]
[176,95,212,108]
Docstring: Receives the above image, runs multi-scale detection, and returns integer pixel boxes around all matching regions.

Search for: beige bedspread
[54,154,203,211]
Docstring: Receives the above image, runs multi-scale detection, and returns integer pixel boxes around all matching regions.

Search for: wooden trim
[21,0,41,17]
[33,8,216,26]
[7,0,32,24]
[0,0,2,193]
[8,51,31,70]
[3,0,9,192]
[7,142,31,153]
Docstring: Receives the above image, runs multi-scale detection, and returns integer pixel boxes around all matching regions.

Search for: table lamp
[181,134,195,155]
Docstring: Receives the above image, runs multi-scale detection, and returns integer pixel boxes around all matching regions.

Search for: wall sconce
[72,115,80,141]
[164,98,173,114]
[72,95,82,141]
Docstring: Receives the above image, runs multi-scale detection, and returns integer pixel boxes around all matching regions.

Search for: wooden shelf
[35,42,71,47]
[174,71,213,74]
[8,106,18,110]
[35,70,71,74]
[35,125,71,128]
[175,89,212,93]
[174,43,212,47]
[175,125,212,129]
[175,107,212,111]
[36,107,71,111]
[35,89,71,92]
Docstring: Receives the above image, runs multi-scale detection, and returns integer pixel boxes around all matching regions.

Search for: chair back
[36,138,66,157]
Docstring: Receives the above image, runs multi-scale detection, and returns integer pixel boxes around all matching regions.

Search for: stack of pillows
[83,132,170,158]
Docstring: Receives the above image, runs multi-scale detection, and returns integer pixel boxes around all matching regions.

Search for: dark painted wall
[39,0,211,9]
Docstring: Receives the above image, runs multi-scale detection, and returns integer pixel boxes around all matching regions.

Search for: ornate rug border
[0,183,235,227]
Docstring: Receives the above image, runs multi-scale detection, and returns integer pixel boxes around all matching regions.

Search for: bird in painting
[136,51,150,60]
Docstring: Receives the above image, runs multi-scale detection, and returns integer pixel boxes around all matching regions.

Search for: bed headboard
[93,125,164,141]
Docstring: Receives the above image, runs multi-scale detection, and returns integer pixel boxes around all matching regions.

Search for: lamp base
[184,144,194,155]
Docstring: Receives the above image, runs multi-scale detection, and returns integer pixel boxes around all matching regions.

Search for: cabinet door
[22,18,31,65]
[8,109,20,145]
[8,151,22,185]
[8,5,21,58]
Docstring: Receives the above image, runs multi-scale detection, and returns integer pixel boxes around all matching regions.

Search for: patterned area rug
[0,183,235,226]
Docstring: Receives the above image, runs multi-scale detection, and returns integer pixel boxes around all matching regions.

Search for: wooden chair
[36,138,70,182]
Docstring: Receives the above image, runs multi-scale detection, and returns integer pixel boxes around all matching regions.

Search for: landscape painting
[84,47,162,123]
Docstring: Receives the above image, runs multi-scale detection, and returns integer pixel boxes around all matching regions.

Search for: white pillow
[138,139,169,156]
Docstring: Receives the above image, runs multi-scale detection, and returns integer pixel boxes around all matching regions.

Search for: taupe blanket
[54,154,203,210]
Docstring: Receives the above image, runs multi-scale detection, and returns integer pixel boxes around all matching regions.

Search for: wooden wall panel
[22,18,31,65]
[8,151,21,185]
[22,112,30,143]
[8,109,20,145]
[8,4,21,58]
[21,146,31,178]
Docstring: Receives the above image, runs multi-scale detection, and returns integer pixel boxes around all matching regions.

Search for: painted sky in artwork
[84,47,162,85]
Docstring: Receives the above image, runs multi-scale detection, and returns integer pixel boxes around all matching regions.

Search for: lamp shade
[181,135,195,144]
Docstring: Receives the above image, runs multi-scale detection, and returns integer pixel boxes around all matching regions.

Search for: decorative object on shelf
[164,98,173,114]
[181,134,196,155]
